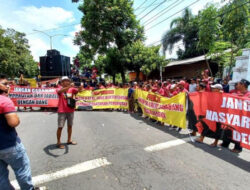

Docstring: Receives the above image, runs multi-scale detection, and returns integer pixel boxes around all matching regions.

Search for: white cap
[211,84,223,90]
[170,84,176,90]
[61,76,71,82]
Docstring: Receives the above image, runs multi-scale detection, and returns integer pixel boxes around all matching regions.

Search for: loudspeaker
[40,51,71,77]
[47,49,60,57]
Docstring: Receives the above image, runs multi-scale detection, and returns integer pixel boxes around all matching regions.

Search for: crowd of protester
[37,68,249,154]
[2,68,250,154]
[0,68,250,189]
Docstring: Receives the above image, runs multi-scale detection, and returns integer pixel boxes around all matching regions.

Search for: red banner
[189,92,250,149]
[8,86,59,107]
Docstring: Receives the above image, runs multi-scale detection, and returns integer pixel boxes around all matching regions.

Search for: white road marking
[11,157,111,189]
[144,139,187,152]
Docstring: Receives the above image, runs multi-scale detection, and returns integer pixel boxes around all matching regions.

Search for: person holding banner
[220,79,250,153]
[56,76,83,149]
[128,83,135,113]
[190,82,206,136]
[195,84,223,145]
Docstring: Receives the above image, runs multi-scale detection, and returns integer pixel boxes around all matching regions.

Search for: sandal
[210,143,217,147]
[67,141,77,145]
[230,149,242,153]
[195,138,204,143]
[57,144,65,149]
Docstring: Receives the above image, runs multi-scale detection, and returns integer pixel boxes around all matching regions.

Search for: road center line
[144,139,187,152]
[11,157,111,189]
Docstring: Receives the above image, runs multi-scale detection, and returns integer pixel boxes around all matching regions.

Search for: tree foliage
[124,41,166,80]
[0,27,38,78]
[197,0,249,76]
[75,0,145,82]
[162,8,205,59]
[162,0,249,66]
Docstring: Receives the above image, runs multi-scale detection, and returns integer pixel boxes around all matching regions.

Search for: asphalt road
[9,111,250,190]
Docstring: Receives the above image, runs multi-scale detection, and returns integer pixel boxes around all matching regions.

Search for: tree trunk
[203,49,213,77]
[135,70,140,82]
[121,71,126,84]
[112,74,116,84]
[228,41,234,75]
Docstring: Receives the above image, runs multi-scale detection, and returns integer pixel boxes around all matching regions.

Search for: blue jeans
[0,142,34,190]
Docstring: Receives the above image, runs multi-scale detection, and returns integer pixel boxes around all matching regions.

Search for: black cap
[240,79,250,87]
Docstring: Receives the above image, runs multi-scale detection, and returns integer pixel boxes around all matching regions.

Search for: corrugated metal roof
[166,55,206,67]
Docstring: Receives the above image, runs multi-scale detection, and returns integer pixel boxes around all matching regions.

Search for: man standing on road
[56,76,82,149]
[0,74,36,190]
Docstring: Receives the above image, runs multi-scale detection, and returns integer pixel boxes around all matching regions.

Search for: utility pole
[33,30,69,50]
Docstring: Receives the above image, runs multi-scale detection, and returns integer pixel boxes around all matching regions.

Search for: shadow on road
[189,142,250,172]
[128,112,250,173]
[43,143,69,158]
[129,112,189,139]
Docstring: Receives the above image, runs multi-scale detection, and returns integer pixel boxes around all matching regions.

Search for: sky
[0,0,227,62]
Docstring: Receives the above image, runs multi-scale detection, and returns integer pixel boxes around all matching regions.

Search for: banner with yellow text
[135,89,186,128]
[76,88,128,110]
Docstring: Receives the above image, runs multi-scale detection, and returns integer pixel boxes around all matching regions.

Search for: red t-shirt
[85,86,94,90]
[151,85,158,93]
[0,95,16,114]
[158,88,166,97]
[57,88,78,113]
[0,95,21,150]
[184,83,189,91]
[233,91,250,98]
[99,85,105,89]
[179,88,188,93]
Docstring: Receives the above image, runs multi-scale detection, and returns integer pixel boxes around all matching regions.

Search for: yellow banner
[135,89,186,129]
[76,88,128,109]
[24,78,37,88]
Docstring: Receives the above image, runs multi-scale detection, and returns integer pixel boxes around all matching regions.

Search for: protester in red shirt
[56,76,83,149]
[178,80,189,93]
[168,84,178,98]
[220,79,250,153]
[151,82,159,93]
[0,74,38,189]
[96,83,106,89]
[202,69,212,92]
[158,82,168,97]
[183,78,189,91]
[144,84,151,92]
[85,83,94,90]
[234,79,250,98]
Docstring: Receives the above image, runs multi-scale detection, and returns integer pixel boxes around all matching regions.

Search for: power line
[135,2,164,11]
[139,0,168,20]
[137,0,159,17]
[26,23,80,36]
[145,0,200,31]
[135,0,148,10]
[143,0,182,26]
[148,0,250,46]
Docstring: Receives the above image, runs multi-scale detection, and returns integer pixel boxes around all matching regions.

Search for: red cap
[178,80,185,86]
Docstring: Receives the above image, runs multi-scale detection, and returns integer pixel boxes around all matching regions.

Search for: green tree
[0,27,38,78]
[75,0,145,82]
[161,8,205,59]
[221,0,249,71]
[125,41,166,81]
[197,4,221,76]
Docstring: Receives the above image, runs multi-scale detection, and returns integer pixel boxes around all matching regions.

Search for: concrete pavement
[9,111,250,190]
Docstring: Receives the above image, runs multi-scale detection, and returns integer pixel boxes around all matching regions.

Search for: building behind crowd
[162,55,218,79]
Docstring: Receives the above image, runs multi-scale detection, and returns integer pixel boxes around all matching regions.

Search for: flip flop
[195,139,203,143]
[67,141,77,145]
[230,149,241,153]
[210,143,217,148]
[57,144,65,149]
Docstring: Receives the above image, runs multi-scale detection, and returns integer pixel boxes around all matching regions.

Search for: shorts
[58,113,74,128]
